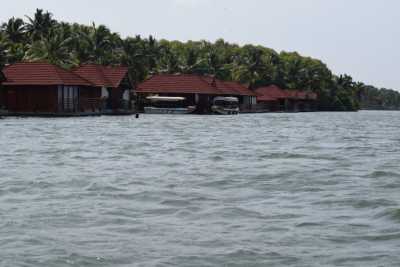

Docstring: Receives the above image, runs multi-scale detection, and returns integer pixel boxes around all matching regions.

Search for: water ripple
[1,111,400,266]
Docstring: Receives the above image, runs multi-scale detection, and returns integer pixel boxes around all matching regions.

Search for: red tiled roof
[255,85,318,101]
[256,95,278,102]
[285,90,318,100]
[254,85,286,101]
[307,92,318,100]
[202,77,257,96]
[73,64,128,88]
[2,62,92,86]
[137,74,256,96]
[284,90,301,99]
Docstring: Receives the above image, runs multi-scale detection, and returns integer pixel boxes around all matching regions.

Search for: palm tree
[181,48,198,73]
[195,41,225,77]
[158,46,181,74]
[235,46,268,88]
[0,42,6,67]
[1,17,26,43]
[25,9,56,41]
[144,35,161,71]
[119,36,148,86]
[25,27,74,67]
[75,23,118,65]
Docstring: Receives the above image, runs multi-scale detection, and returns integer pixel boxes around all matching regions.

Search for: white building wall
[122,89,130,101]
[101,87,109,98]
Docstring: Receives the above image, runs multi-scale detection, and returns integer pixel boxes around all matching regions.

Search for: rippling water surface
[1,111,400,266]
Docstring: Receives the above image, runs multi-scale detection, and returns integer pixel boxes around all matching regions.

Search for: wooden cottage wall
[5,85,58,112]
[0,85,4,109]
[79,86,102,112]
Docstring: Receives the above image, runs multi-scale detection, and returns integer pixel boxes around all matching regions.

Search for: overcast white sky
[1,0,399,89]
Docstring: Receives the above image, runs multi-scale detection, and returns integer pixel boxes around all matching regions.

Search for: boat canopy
[146,96,186,102]
[213,96,239,103]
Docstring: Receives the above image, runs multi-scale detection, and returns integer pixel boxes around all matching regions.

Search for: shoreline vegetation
[1,9,400,112]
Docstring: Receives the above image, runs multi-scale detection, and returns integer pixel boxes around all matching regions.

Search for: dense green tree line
[359,86,400,110]
[1,9,399,111]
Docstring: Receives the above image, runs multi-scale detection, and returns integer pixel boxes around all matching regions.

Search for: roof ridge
[52,65,66,85]
[2,62,93,86]
[73,64,128,88]
[70,70,95,86]
[198,75,219,91]
[53,64,94,86]
[97,65,113,87]
[225,80,242,95]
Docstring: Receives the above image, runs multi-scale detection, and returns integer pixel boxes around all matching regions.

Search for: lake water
[1,111,400,267]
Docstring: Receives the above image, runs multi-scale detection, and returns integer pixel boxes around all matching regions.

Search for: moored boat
[211,97,240,115]
[144,96,196,114]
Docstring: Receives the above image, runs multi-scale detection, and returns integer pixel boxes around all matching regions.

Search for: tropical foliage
[1,9,399,110]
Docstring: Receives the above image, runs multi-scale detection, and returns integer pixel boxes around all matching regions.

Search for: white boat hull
[211,106,240,115]
[144,106,196,114]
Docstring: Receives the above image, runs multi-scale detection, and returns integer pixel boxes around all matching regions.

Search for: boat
[144,96,196,114]
[211,97,240,115]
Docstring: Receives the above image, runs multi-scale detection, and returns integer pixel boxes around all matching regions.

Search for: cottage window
[58,85,79,112]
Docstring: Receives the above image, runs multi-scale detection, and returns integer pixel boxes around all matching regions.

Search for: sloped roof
[202,77,257,96]
[254,85,287,101]
[284,90,317,100]
[308,92,318,100]
[284,90,304,99]
[73,64,129,88]
[137,74,220,94]
[2,62,92,86]
[137,74,256,96]
[255,85,318,101]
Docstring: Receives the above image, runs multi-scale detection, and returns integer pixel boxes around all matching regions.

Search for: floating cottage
[254,85,318,112]
[0,62,319,116]
[0,62,134,116]
[136,75,318,114]
[136,74,257,114]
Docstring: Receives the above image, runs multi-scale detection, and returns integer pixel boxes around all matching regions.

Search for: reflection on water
[1,111,400,266]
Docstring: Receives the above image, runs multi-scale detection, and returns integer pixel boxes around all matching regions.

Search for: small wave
[50,253,116,267]
[271,213,304,220]
[199,207,265,220]
[217,249,299,265]
[223,249,279,258]
[374,208,400,222]
[199,179,236,188]
[29,180,54,189]
[381,181,400,189]
[332,254,389,265]
[353,199,396,209]
[144,207,178,216]
[161,199,192,207]
[313,198,396,209]
[210,155,224,161]
[365,170,400,179]
[296,222,324,228]
[259,152,338,161]
[110,190,179,202]
[361,232,400,241]
[85,182,126,192]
